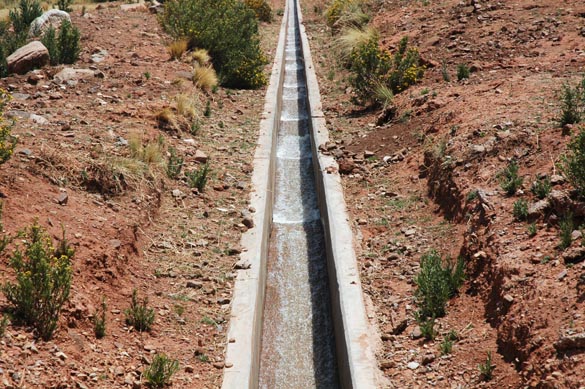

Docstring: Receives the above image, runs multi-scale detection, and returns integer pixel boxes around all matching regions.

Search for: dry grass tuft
[193,66,218,91]
[189,48,211,67]
[155,108,179,131]
[167,39,189,60]
[335,26,377,63]
[175,94,199,119]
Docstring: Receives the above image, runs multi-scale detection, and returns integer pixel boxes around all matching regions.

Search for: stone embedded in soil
[407,361,420,370]
[186,281,203,289]
[109,239,122,249]
[194,150,208,163]
[528,199,550,219]
[212,362,224,369]
[422,353,436,365]
[562,246,585,264]
[411,326,423,339]
[7,41,49,75]
[554,333,585,351]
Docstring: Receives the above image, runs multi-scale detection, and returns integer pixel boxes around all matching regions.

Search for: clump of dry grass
[128,133,164,165]
[175,94,199,120]
[155,108,179,131]
[193,66,218,91]
[167,39,189,60]
[189,48,211,67]
[335,26,377,63]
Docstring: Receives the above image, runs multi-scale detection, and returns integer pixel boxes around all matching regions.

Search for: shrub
[559,77,585,127]
[531,176,551,199]
[415,250,464,319]
[457,63,470,81]
[244,0,272,22]
[335,26,377,65]
[167,39,188,60]
[190,48,211,67]
[125,289,155,332]
[417,316,437,341]
[57,20,81,64]
[166,147,183,179]
[325,0,368,31]
[56,0,73,12]
[512,198,528,221]
[185,163,209,192]
[3,222,74,340]
[562,127,585,198]
[41,27,59,66]
[93,298,107,339]
[527,223,537,237]
[175,94,198,120]
[559,213,574,250]
[478,351,495,381]
[498,160,523,195]
[9,0,42,34]
[441,60,450,82]
[0,90,16,165]
[439,336,453,355]
[144,353,180,388]
[193,66,218,91]
[387,37,425,94]
[160,0,268,89]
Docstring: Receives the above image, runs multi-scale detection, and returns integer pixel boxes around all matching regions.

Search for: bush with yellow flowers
[0,90,16,165]
[244,0,272,22]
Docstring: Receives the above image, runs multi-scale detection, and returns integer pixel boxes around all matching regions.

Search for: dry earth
[302,0,585,388]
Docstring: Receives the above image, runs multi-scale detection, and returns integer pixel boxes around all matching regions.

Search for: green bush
[93,298,107,339]
[387,37,425,94]
[478,351,495,381]
[498,160,523,195]
[559,213,574,250]
[41,27,59,66]
[144,353,179,388]
[166,147,183,179]
[41,21,81,65]
[3,222,74,340]
[9,0,42,34]
[418,316,437,341]
[0,90,16,164]
[457,63,470,81]
[185,163,209,192]
[531,176,551,199]
[559,77,585,127]
[439,336,453,355]
[415,250,464,319]
[244,0,272,22]
[562,127,585,197]
[56,0,73,12]
[512,198,528,221]
[125,289,155,332]
[160,0,267,89]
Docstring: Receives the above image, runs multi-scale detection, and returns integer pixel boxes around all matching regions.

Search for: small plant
[439,335,453,355]
[167,39,188,60]
[204,100,211,117]
[57,20,81,64]
[558,77,585,127]
[478,351,495,381]
[415,250,465,319]
[3,222,74,340]
[0,90,16,165]
[56,0,73,12]
[527,223,537,237]
[190,120,201,136]
[128,134,163,165]
[0,316,9,337]
[498,160,523,195]
[175,94,198,120]
[166,147,183,179]
[193,66,218,91]
[93,298,107,339]
[457,63,470,81]
[512,198,528,221]
[144,353,179,388]
[559,213,574,250]
[244,0,272,22]
[185,163,210,192]
[441,60,450,82]
[144,72,151,80]
[466,190,478,202]
[418,316,437,341]
[124,289,155,332]
[531,176,551,199]
[41,27,59,66]
[562,127,585,198]
[189,48,211,67]
[9,0,43,34]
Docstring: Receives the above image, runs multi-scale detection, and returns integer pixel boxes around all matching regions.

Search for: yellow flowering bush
[325,0,348,27]
[3,222,74,340]
[244,0,272,22]
[0,89,16,165]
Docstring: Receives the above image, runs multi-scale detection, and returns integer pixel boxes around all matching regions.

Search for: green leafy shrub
[166,147,183,179]
[325,0,368,31]
[562,127,585,198]
[3,222,74,340]
[512,198,528,221]
[531,176,551,199]
[418,316,437,341]
[415,250,465,319]
[498,160,523,195]
[93,298,107,339]
[440,336,453,355]
[527,223,537,237]
[41,21,81,65]
[185,163,209,192]
[457,63,470,81]
[244,0,272,22]
[125,289,155,332]
[9,0,42,34]
[387,37,425,94]
[559,213,574,250]
[160,0,267,89]
[559,77,585,127]
[41,27,59,66]
[144,353,180,388]
[478,351,495,381]
[0,90,16,164]
[56,0,73,12]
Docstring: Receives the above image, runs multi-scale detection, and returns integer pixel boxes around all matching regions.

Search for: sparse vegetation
[9,0,42,35]
[56,0,73,12]
[42,21,81,65]
[185,163,210,192]
[531,176,551,199]
[558,77,585,127]
[498,160,523,195]
[144,353,179,388]
[562,127,585,198]
[0,90,16,164]
[478,351,495,381]
[167,39,188,60]
[189,48,211,67]
[418,316,437,341]
[440,335,453,355]
[325,0,369,31]
[244,0,272,22]
[457,63,470,81]
[0,315,8,337]
[166,147,183,179]
[559,213,574,250]
[128,134,164,165]
[193,66,218,91]
[441,60,450,82]
[124,289,155,332]
[93,298,107,339]
[512,198,528,221]
[3,222,74,340]
[415,250,465,319]
[527,223,537,237]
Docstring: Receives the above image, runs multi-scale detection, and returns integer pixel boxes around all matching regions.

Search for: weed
[185,163,210,192]
[417,315,437,341]
[41,27,59,66]
[415,250,465,319]
[466,190,478,202]
[124,289,155,332]
[0,315,8,337]
[9,0,42,34]
[531,176,551,199]
[189,49,211,67]
[3,222,74,340]
[440,336,453,355]
[478,351,495,381]
[190,120,201,136]
[244,0,272,22]
[57,20,81,64]
[175,94,198,120]
[166,147,183,179]
[512,198,528,221]
[193,66,218,91]
[335,26,377,64]
[128,134,163,165]
[559,213,574,250]
[201,316,216,325]
[197,354,209,362]
[144,353,179,388]
[173,304,185,317]
[155,108,178,131]
[144,72,151,80]
[167,39,188,60]
[562,127,585,198]
[56,0,72,12]
[373,83,394,109]
[0,90,16,165]
[498,160,523,195]
[204,100,211,117]
[325,0,369,31]
[457,63,470,81]
[541,255,552,264]
[93,298,107,339]
[558,77,585,127]
[527,223,537,237]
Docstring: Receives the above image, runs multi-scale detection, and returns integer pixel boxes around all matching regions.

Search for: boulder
[53,68,95,84]
[6,41,49,75]
[28,10,71,38]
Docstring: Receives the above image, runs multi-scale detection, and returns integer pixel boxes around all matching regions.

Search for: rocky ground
[0,1,282,387]
[302,0,585,388]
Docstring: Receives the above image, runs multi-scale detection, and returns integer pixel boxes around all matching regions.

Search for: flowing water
[257,1,340,387]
